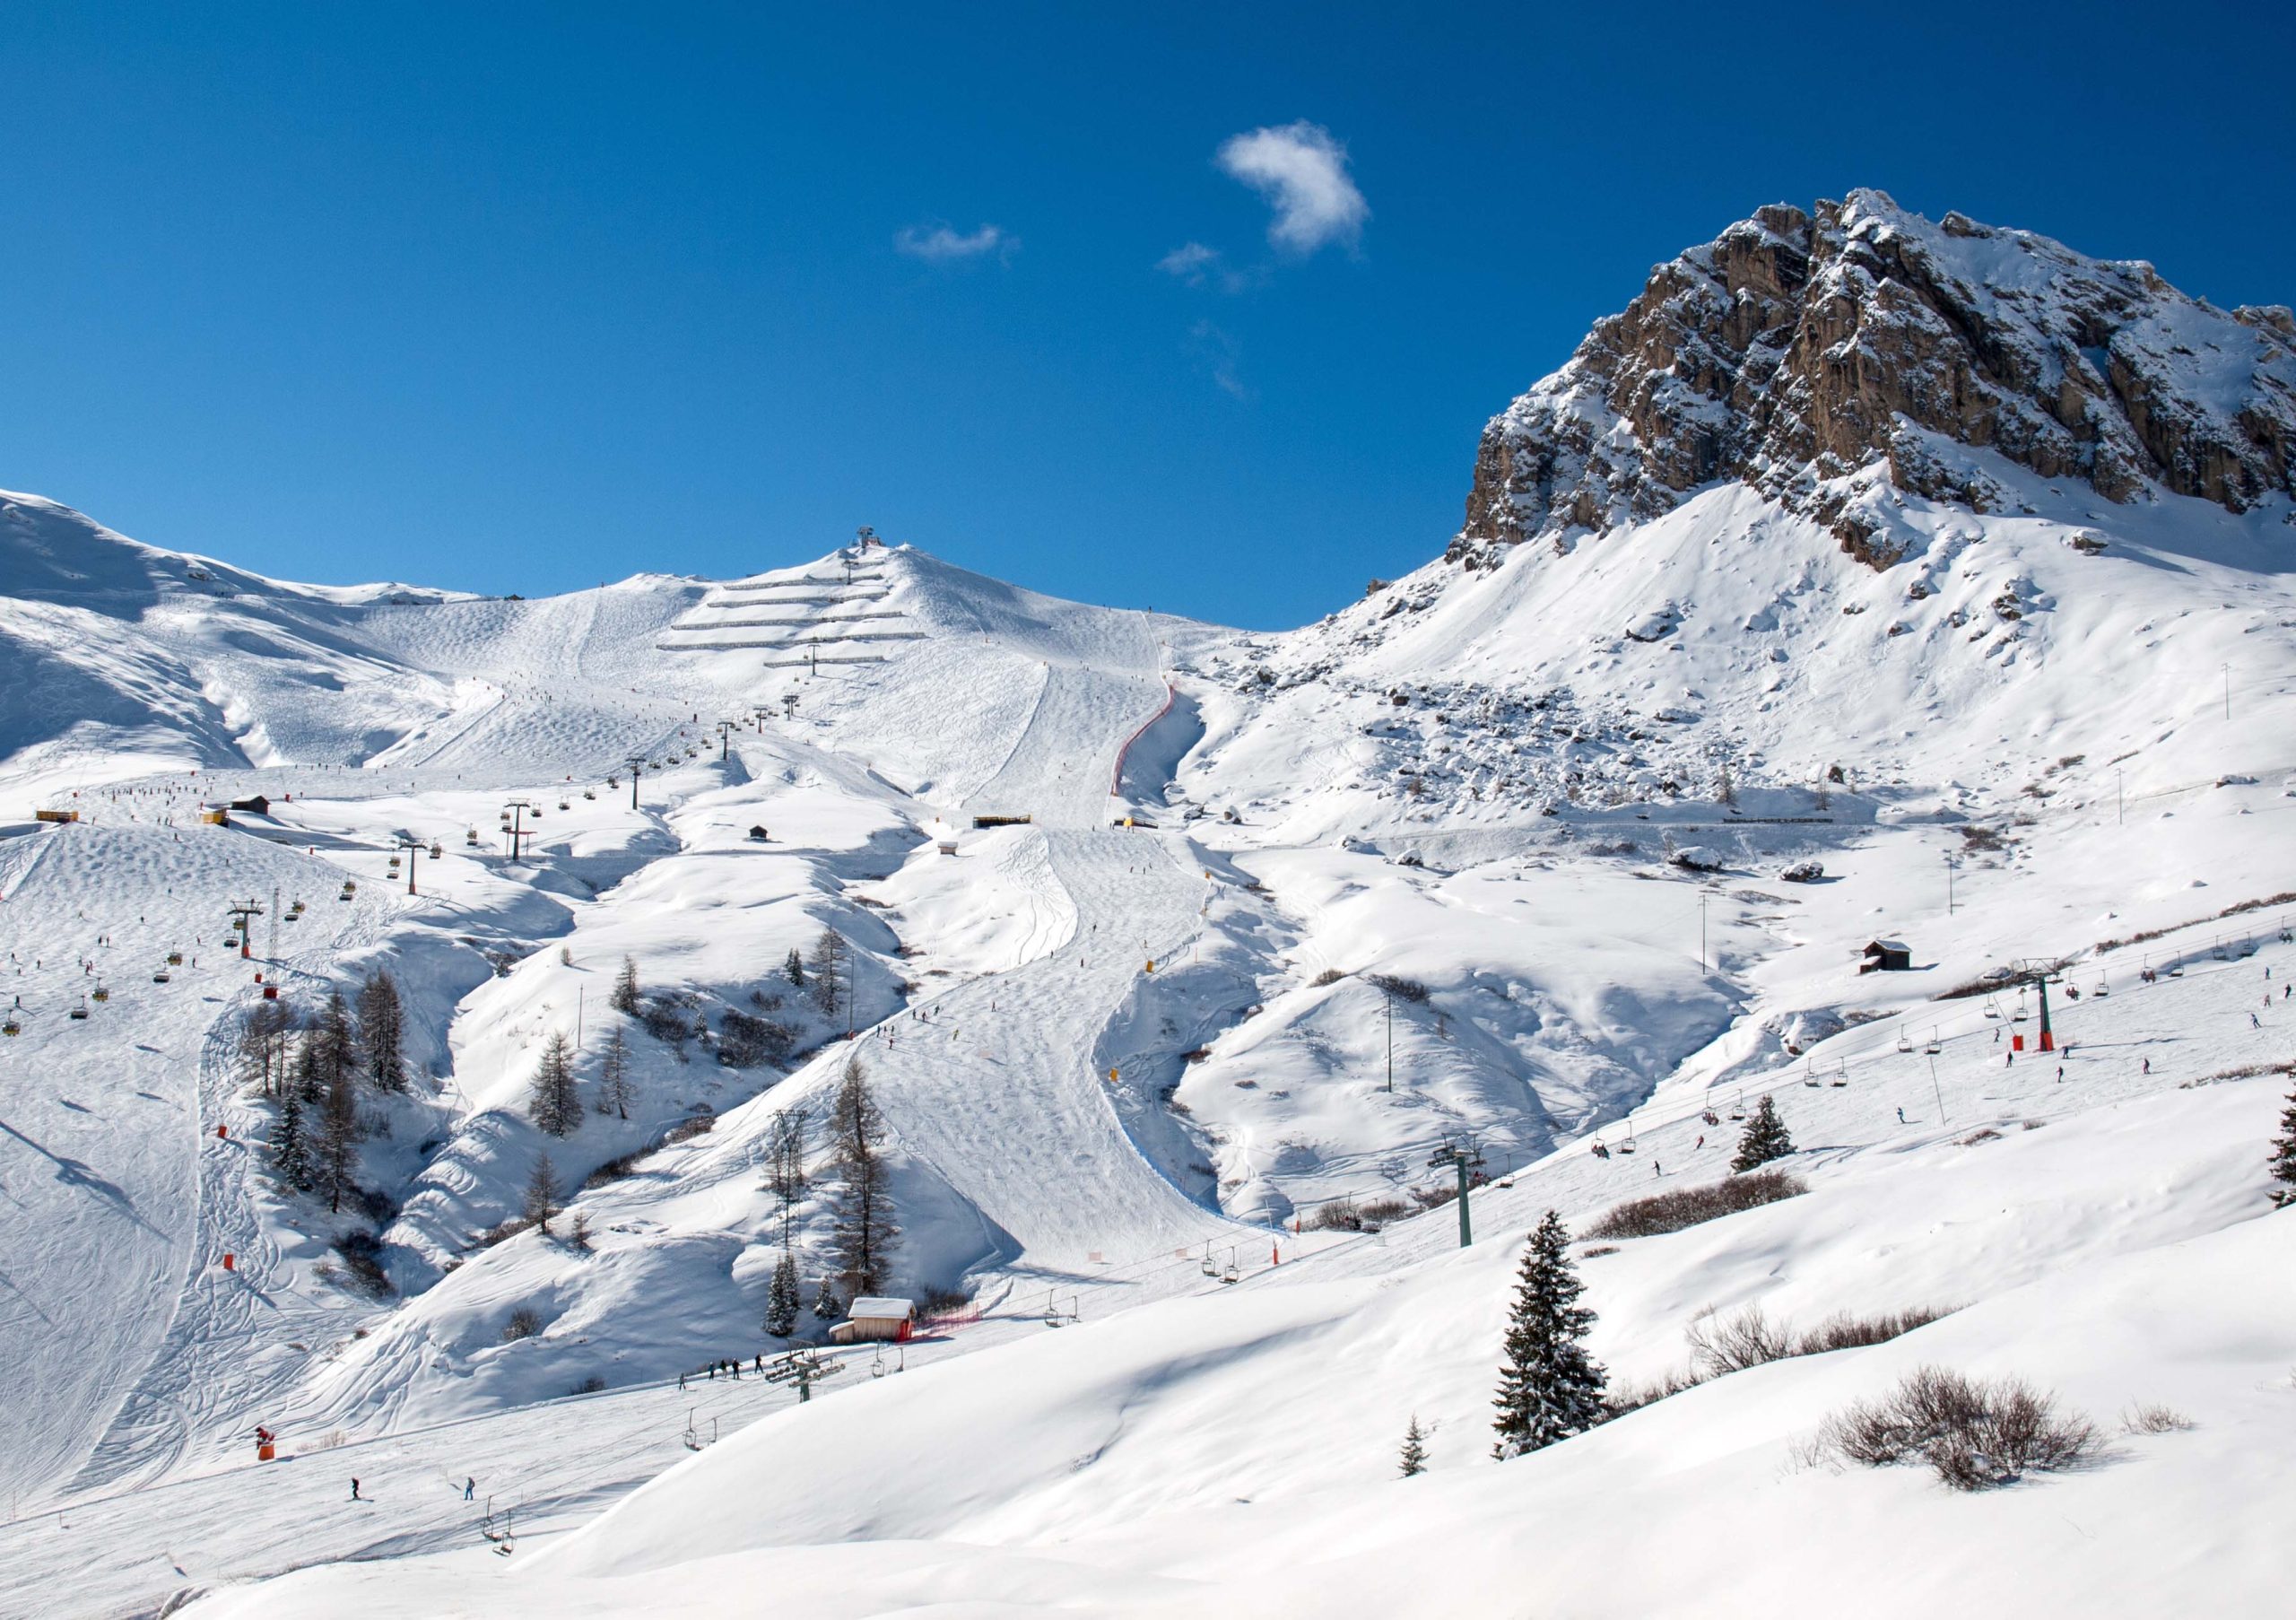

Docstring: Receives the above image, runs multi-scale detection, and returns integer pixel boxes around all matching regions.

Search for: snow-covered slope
[2,191,2292,1620]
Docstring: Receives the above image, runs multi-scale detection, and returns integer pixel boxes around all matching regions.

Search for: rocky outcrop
[1456,191,2296,565]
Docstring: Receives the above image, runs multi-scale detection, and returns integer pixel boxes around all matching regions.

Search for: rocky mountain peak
[1456,188,2296,566]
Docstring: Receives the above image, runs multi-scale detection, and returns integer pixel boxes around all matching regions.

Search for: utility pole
[1427,1139,1485,1249]
[1699,891,1709,972]
[501,799,535,862]
[394,835,427,896]
[1384,989,1395,1093]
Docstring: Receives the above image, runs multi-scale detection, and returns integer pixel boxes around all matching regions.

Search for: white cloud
[1188,319,1248,399]
[894,222,1017,264]
[1157,241,1222,284]
[1214,121,1367,254]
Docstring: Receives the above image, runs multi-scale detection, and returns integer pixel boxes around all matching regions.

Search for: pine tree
[812,1276,841,1320]
[311,989,359,1093]
[610,955,639,1015]
[524,1154,561,1232]
[2271,1079,2296,1207]
[765,1250,801,1337]
[595,1025,633,1119]
[356,970,408,1093]
[783,946,806,989]
[830,1054,895,1296]
[768,1104,809,1246]
[1731,1093,1796,1174]
[1492,1210,1606,1459]
[529,1031,581,1137]
[808,928,846,1017]
[1399,1415,1429,1477]
[1716,760,1736,808]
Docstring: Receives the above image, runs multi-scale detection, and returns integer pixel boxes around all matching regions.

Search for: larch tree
[783,946,806,989]
[524,1154,562,1232]
[768,1104,810,1247]
[239,998,297,1098]
[1492,1210,1607,1459]
[610,955,640,1015]
[808,929,847,1017]
[356,970,409,1093]
[314,1047,362,1213]
[1731,1093,1796,1173]
[829,1055,894,1296]
[270,1086,312,1190]
[595,1024,634,1119]
[529,1031,582,1137]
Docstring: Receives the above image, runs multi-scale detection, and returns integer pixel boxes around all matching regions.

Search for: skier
[2142,1058,2152,1075]
[2056,1065,2065,1082]
[1693,1135,1705,1150]
[351,1477,362,1502]
[464,1477,474,1502]
[2252,1013,2263,1030]
[1896,1107,1907,1124]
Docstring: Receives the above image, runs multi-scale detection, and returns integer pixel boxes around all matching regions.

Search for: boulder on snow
[1780,859,1824,883]
[1668,845,1725,872]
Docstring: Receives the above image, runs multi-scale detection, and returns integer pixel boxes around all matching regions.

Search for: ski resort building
[828,1297,915,1345]
[1859,939,1912,973]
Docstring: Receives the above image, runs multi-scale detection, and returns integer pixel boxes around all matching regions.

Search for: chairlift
[557,801,570,812]
[1221,1266,1241,1285]
[69,997,90,1021]
[1700,1110,1719,1127]
[1,1018,18,1037]
[152,970,171,984]
[582,789,596,800]
[1829,1064,1848,1088]
[430,841,444,859]
[2168,963,2185,978]
[167,951,184,966]
[1895,1032,1914,1054]
[1982,998,2002,1021]
[1924,1030,1942,1055]
[91,984,109,1003]
[2092,976,2109,997]
[387,856,401,870]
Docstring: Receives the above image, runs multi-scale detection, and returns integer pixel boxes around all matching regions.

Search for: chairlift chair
[2093,976,2109,997]
[1895,1032,1914,1054]
[91,985,109,1003]
[1924,1030,1942,1055]
[152,970,170,983]
[2,1018,18,1037]
[69,997,89,1021]
[167,951,184,966]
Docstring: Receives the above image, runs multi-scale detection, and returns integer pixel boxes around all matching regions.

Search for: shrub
[501,1305,545,1342]
[582,1152,640,1189]
[1369,973,1430,1004]
[330,1230,395,1299]
[917,1284,973,1319]
[1686,1303,1795,1377]
[1817,1367,2100,1490]
[2122,1402,2193,1434]
[1583,1171,1806,1240]
[662,1109,717,1145]
[570,1373,607,1396]
[1304,1198,1363,1232]
[476,1215,534,1248]
[718,1008,796,1068]
[1311,967,1345,988]
[1796,1305,1952,1354]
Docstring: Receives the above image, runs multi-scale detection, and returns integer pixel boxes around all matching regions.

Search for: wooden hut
[828,1296,916,1345]
[1859,939,1911,973]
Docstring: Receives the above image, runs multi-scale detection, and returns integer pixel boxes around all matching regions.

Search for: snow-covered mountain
[2,193,2292,1619]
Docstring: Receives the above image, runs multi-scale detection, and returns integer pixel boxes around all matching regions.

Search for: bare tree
[829,1055,895,1296]
[356,970,409,1093]
[529,1031,581,1137]
[595,1024,633,1119]
[523,1154,561,1232]
[768,1104,810,1247]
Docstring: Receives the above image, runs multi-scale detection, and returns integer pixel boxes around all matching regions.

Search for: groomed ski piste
[0,447,2292,1616]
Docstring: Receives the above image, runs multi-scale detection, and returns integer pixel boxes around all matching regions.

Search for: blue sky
[3,2,2290,628]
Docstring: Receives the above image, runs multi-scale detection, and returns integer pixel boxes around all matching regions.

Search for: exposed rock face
[1457,190,2296,565]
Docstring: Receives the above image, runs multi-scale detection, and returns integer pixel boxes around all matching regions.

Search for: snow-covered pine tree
[2271,1078,2296,1207]
[1492,1209,1606,1459]
[1731,1093,1796,1173]
[356,970,408,1093]
[768,1104,809,1245]
[783,946,805,989]
[595,1024,633,1119]
[1399,1415,1429,1477]
[610,955,639,1015]
[830,1055,895,1295]
[523,1154,561,1232]
[812,1276,841,1320]
[765,1250,801,1337]
[808,928,846,1017]
[1716,759,1736,808]
[529,1031,581,1137]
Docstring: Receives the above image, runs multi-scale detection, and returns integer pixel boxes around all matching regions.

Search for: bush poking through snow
[501,1305,544,1342]
[1611,1302,1953,1419]
[2122,1403,2193,1434]
[1310,967,1345,988]
[1685,1303,1795,1377]
[1368,973,1430,1004]
[1583,1170,1806,1240]
[1817,1367,2101,1490]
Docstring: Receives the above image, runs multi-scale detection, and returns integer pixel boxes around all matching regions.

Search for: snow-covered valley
[2,190,2292,1618]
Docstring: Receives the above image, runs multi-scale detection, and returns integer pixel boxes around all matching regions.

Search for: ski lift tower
[393,834,429,896]
[500,799,536,863]
[717,719,737,761]
[2010,958,2060,1052]
[226,899,264,961]
[763,1347,843,1404]
[1427,1137,1486,1249]
[624,754,646,812]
